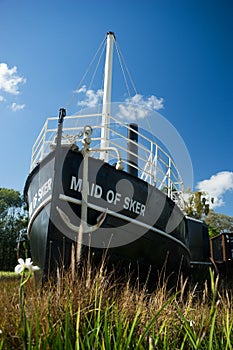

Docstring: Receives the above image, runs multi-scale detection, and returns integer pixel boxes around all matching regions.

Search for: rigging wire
[115,41,138,97]
[115,41,155,165]
[65,36,106,112]
[89,41,106,91]
[64,35,155,155]
[78,40,106,114]
[64,33,155,155]
[65,35,138,113]
[115,42,131,98]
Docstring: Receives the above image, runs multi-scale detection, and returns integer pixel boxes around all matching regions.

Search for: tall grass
[0,263,233,349]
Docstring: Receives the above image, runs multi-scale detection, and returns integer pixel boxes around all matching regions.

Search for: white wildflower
[189,320,195,327]
[15,258,40,274]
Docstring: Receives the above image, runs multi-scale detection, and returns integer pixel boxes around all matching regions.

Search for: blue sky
[0,0,232,216]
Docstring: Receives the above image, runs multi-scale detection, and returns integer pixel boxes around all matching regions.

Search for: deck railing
[30,112,185,209]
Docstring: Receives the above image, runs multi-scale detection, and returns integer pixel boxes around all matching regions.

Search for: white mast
[100,32,115,162]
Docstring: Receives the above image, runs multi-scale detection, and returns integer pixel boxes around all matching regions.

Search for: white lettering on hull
[123,196,145,216]
[70,176,146,217]
[70,176,102,199]
[29,178,52,217]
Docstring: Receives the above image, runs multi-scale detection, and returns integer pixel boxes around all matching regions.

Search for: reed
[0,263,233,349]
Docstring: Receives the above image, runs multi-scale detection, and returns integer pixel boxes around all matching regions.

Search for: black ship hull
[24,146,191,281]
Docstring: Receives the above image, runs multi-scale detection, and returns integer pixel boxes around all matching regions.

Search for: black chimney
[127,123,138,177]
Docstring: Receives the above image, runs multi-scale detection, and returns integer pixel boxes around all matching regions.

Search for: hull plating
[24,147,190,278]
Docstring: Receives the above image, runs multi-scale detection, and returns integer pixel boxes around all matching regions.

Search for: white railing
[30,112,184,209]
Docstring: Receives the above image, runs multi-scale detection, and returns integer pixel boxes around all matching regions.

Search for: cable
[65,36,106,112]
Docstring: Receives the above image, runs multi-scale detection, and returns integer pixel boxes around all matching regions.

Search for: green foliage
[0,188,22,216]
[1,268,233,349]
[184,190,213,220]
[0,188,29,271]
[184,190,233,237]
[205,210,233,237]
[208,225,219,238]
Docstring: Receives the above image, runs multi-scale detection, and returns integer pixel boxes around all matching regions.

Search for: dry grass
[0,263,233,349]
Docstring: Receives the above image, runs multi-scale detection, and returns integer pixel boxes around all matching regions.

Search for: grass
[0,263,233,349]
[0,271,19,279]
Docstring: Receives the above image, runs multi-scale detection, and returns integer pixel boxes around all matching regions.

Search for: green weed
[0,266,233,349]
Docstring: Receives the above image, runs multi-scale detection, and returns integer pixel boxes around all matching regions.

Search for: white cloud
[196,171,233,208]
[11,102,26,112]
[76,85,104,108]
[75,87,164,117]
[0,95,4,102]
[75,85,87,94]
[123,94,164,110]
[117,94,164,121]
[0,62,26,95]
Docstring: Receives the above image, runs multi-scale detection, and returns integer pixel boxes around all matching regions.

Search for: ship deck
[30,104,185,210]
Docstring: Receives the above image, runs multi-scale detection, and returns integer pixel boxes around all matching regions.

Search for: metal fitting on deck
[82,125,93,153]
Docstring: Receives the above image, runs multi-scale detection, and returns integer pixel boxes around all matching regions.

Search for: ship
[24,32,211,283]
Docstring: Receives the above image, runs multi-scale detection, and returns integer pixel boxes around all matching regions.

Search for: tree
[0,188,29,271]
[0,188,22,215]
[184,190,233,238]
[184,190,214,220]
[205,210,233,238]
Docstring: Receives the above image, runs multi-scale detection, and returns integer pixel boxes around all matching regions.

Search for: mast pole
[100,32,115,162]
